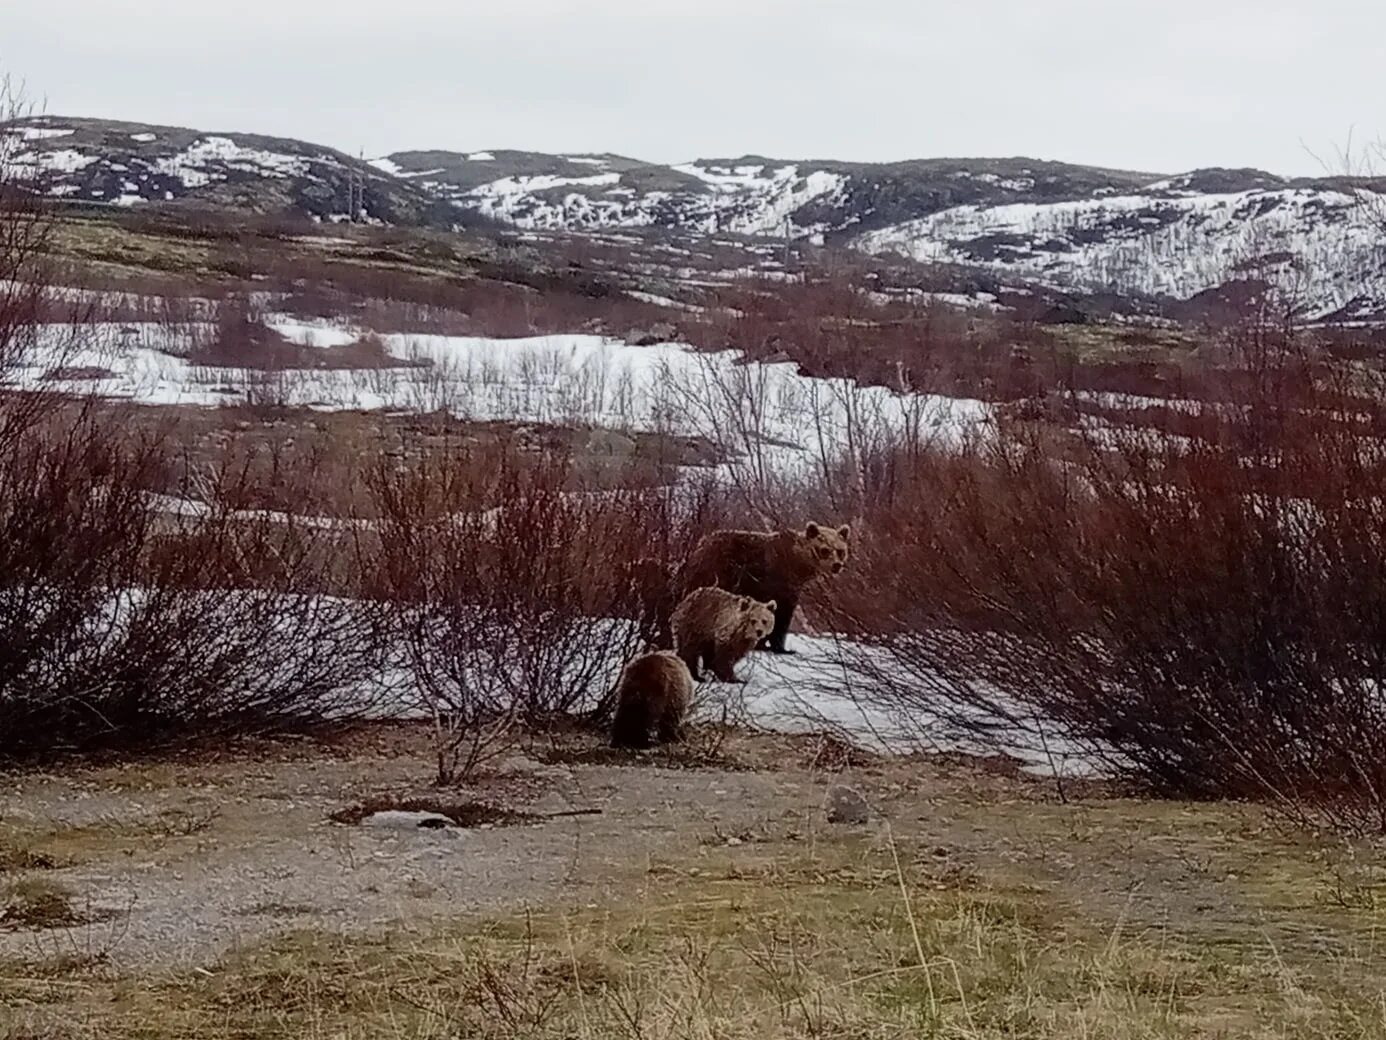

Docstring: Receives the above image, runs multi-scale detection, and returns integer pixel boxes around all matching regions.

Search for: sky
[6,0,1383,176]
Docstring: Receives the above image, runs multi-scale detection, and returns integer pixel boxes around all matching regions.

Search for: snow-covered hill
[858,186,1386,322]
[7,115,1386,318]
[0,116,451,226]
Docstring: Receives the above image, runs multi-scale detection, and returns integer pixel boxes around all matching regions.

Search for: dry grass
[4,807,1386,1038]
[0,806,224,873]
[0,844,59,874]
[0,880,82,931]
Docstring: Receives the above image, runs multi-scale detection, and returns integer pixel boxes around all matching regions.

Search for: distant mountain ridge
[6,115,1386,319]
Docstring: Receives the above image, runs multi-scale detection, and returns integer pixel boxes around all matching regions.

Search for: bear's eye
[817,546,831,558]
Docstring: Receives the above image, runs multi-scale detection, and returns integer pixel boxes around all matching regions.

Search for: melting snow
[151,136,311,189]
[461,160,846,237]
[4,126,74,141]
[16,326,990,478]
[10,148,99,178]
[856,188,1386,318]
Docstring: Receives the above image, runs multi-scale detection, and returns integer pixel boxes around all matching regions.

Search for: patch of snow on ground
[465,173,667,231]
[130,132,157,143]
[365,621,1105,777]
[264,318,363,349]
[673,162,848,237]
[625,290,707,313]
[11,148,99,178]
[17,325,991,476]
[467,152,496,161]
[5,126,74,141]
[477,172,620,194]
[676,162,779,189]
[727,636,1107,778]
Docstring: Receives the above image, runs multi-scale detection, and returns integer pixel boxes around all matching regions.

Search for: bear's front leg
[709,649,746,684]
[757,595,798,654]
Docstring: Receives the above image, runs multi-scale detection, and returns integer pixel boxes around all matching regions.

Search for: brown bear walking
[671,587,776,683]
[676,522,850,654]
[610,651,694,749]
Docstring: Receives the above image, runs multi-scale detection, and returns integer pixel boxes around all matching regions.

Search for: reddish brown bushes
[0,407,395,760]
[828,335,1386,830]
[366,447,721,781]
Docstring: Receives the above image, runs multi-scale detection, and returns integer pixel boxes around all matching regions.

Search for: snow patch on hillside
[856,188,1386,318]
[10,148,99,178]
[152,136,313,188]
[457,160,847,237]
[4,126,74,141]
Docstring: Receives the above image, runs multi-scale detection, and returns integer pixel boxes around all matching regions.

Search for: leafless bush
[0,78,95,435]
[827,327,1386,831]
[0,409,393,759]
[368,446,678,782]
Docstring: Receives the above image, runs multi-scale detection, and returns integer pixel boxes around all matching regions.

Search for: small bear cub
[610,651,694,749]
[671,586,776,684]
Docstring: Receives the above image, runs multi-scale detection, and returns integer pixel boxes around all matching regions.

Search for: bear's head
[800,522,851,577]
[736,596,777,644]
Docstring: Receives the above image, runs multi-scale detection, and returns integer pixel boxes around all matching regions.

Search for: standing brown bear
[610,651,694,749]
[671,587,776,683]
[677,522,850,654]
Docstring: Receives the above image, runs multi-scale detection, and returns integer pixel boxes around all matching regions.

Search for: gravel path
[0,737,817,968]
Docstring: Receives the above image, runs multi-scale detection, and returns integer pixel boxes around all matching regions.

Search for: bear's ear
[837,524,851,540]
[765,599,778,612]
[805,522,821,538]
[738,596,752,610]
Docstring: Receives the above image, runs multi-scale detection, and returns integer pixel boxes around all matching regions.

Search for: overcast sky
[6,0,1381,175]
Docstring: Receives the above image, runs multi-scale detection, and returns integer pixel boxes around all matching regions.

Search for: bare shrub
[368,446,675,782]
[0,408,393,759]
[0,78,96,435]
[829,327,1386,831]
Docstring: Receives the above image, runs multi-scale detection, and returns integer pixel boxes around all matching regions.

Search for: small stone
[824,784,871,825]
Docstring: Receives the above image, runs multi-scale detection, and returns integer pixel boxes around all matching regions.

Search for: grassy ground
[2,729,1386,1038]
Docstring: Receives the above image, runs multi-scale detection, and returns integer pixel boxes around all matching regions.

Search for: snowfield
[855,187,1386,319]
[358,617,1104,778]
[716,636,1106,778]
[16,324,991,478]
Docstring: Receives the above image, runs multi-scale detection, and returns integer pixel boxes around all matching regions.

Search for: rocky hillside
[7,115,1386,319]
[0,116,453,227]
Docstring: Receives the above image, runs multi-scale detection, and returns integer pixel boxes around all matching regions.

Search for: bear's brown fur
[671,587,777,683]
[676,522,850,654]
[619,556,678,649]
[609,651,694,749]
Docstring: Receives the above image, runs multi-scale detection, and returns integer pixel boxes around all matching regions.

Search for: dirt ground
[0,726,832,969]
[4,723,1386,1037]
